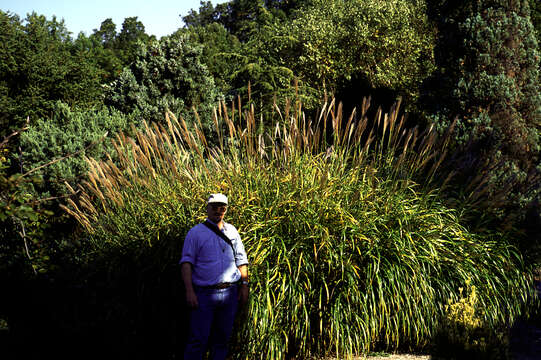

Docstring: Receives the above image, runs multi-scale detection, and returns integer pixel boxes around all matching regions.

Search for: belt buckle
[216,282,231,289]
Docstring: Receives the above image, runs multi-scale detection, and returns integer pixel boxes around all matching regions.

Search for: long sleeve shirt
[180,220,248,287]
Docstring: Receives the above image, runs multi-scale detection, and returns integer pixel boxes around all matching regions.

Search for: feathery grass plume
[65,98,535,359]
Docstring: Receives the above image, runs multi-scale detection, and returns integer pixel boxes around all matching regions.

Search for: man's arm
[238,264,248,281]
[238,264,249,305]
[181,262,198,308]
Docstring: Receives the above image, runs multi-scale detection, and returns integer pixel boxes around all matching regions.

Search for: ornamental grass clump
[63,97,535,359]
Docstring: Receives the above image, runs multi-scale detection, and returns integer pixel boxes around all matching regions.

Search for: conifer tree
[0,11,104,134]
[104,36,221,130]
[426,0,541,221]
[529,0,540,44]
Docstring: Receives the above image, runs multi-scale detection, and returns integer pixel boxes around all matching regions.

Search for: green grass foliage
[64,98,535,359]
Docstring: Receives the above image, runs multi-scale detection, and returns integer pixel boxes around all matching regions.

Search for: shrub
[1,125,60,277]
[19,102,138,198]
[64,98,535,359]
[432,279,510,359]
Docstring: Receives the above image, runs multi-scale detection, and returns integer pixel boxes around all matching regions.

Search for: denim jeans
[184,285,239,360]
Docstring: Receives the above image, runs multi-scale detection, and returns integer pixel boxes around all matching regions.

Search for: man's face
[207,202,227,223]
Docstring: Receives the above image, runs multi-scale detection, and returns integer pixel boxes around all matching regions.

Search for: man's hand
[238,284,249,306]
[237,265,249,306]
[186,289,199,309]
[181,263,198,308]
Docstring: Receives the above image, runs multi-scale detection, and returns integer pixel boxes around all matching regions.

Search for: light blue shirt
[180,220,249,287]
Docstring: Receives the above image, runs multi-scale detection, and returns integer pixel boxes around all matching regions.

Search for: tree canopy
[424,0,541,220]
[0,11,104,134]
[104,35,221,129]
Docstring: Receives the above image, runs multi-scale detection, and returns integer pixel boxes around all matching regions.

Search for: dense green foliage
[530,0,541,44]
[1,127,61,279]
[104,36,221,129]
[2,0,541,358]
[424,0,541,227]
[78,17,155,82]
[179,0,437,119]
[181,1,316,116]
[0,11,154,295]
[1,103,137,280]
[65,100,535,359]
[0,11,104,134]
[0,12,155,137]
[269,0,436,102]
[182,0,285,41]
[174,23,242,95]
[19,102,138,197]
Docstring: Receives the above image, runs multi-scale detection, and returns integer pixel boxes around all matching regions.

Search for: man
[180,193,249,360]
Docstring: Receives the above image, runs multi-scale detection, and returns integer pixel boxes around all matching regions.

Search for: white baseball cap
[207,193,228,205]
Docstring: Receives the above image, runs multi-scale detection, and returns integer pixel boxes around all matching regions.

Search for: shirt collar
[205,218,226,231]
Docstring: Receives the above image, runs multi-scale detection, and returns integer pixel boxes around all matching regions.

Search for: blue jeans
[184,285,239,360]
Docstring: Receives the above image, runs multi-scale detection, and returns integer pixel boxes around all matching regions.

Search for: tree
[181,0,436,119]
[183,0,271,42]
[0,11,104,135]
[74,32,123,83]
[0,11,26,136]
[220,0,265,41]
[175,23,243,96]
[530,0,540,44]
[88,17,154,70]
[234,0,436,113]
[116,17,154,64]
[92,18,117,48]
[182,1,227,28]
[263,0,306,17]
[104,36,221,130]
[424,0,541,226]
[1,102,138,284]
[1,123,64,278]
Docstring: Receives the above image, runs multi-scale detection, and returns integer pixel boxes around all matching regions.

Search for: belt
[198,282,237,289]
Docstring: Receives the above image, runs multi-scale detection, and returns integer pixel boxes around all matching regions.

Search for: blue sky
[1,0,217,38]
